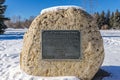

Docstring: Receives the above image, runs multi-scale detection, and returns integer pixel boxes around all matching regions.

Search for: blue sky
[4,0,120,19]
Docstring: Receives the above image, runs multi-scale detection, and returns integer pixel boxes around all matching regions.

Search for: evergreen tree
[113,9,120,29]
[106,10,110,28]
[0,0,9,34]
[109,12,114,29]
[94,12,101,29]
[98,11,106,29]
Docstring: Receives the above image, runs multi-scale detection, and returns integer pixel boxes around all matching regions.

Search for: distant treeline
[5,16,35,28]
[5,9,120,30]
[94,9,120,30]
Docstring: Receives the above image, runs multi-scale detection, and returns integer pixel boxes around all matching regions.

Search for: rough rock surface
[20,6,104,80]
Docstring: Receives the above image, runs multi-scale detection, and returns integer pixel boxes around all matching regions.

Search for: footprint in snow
[0,46,5,51]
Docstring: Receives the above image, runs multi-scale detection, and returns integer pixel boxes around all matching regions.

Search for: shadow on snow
[0,33,24,40]
[93,66,120,80]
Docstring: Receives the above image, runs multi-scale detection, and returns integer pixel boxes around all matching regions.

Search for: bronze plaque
[42,30,81,59]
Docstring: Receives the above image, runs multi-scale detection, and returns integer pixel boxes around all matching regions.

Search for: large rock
[20,6,104,80]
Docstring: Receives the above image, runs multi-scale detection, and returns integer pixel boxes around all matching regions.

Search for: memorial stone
[20,6,104,80]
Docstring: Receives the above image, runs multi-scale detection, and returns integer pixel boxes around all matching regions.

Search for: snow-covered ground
[100,30,120,80]
[0,29,120,80]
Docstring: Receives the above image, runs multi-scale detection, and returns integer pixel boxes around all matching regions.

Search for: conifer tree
[109,12,114,29]
[0,0,9,34]
[98,11,106,29]
[106,10,110,28]
[113,9,120,29]
[94,12,101,29]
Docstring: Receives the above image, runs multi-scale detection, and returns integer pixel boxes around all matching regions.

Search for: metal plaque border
[41,30,82,61]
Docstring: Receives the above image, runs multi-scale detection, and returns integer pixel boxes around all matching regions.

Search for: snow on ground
[100,30,120,80]
[0,29,120,80]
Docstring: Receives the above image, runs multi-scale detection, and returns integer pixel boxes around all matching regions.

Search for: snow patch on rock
[41,5,85,14]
